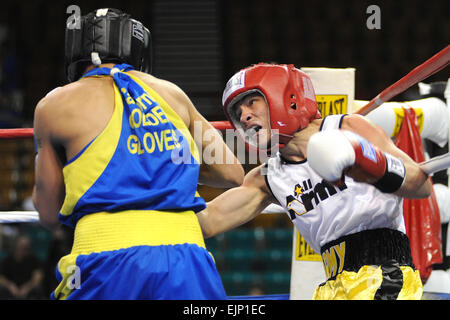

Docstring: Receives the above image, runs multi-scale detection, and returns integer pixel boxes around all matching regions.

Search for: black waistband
[320,228,414,280]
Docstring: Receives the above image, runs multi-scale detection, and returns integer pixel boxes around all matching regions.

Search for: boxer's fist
[307,129,405,193]
[306,129,355,182]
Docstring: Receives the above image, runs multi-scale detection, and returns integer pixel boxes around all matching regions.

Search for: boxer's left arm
[32,98,65,230]
[167,85,244,188]
[197,165,274,238]
[188,104,244,188]
[307,114,432,198]
[342,114,432,198]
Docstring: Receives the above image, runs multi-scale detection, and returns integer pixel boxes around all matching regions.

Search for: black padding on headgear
[65,8,152,82]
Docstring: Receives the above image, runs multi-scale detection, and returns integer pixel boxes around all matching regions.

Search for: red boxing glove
[346,131,406,192]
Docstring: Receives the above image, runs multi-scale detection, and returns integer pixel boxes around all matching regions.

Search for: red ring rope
[357,45,449,116]
[0,128,34,139]
[0,123,232,139]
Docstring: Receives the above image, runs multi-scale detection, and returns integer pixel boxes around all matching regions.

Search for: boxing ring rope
[0,211,40,223]
[0,124,234,139]
[0,205,286,224]
[357,45,450,116]
[0,128,34,139]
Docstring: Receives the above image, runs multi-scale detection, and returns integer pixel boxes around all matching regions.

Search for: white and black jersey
[265,115,405,253]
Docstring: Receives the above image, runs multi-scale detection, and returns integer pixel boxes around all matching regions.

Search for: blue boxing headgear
[65,8,152,82]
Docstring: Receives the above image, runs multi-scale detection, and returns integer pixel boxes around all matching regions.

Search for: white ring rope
[0,211,40,223]
[0,205,286,224]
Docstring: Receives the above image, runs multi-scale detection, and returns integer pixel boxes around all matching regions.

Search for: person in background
[0,235,44,299]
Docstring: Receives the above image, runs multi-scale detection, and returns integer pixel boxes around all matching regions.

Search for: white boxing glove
[307,129,406,193]
[307,129,355,182]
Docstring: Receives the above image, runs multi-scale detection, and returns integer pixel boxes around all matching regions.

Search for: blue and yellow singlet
[59,63,206,228]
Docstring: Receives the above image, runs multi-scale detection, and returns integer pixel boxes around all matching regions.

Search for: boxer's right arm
[32,98,65,230]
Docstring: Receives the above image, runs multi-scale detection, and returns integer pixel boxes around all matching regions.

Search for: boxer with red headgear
[197,63,432,300]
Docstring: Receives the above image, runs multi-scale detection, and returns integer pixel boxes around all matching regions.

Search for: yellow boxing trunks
[313,228,423,300]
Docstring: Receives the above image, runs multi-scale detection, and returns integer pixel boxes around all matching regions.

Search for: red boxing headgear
[222,63,321,149]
